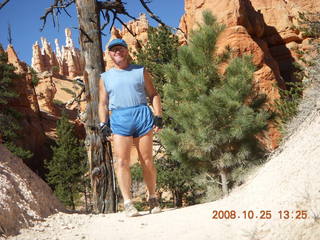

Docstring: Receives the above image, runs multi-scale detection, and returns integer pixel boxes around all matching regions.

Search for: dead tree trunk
[75,0,116,213]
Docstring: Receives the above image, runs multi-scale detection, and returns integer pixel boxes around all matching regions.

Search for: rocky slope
[0,145,65,237]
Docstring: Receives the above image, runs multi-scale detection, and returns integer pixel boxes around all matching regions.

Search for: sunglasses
[109,46,127,52]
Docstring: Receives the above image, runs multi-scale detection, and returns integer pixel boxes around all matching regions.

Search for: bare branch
[99,1,136,33]
[113,13,136,37]
[98,0,136,25]
[51,8,56,29]
[121,10,137,21]
[175,27,187,40]
[40,0,75,31]
[114,13,143,49]
[139,0,187,39]
[71,27,94,43]
[206,173,223,186]
[97,0,126,13]
[62,5,72,17]
[100,21,108,32]
[101,9,109,22]
[7,23,12,45]
[0,0,10,10]
[66,87,85,106]
[139,0,166,26]
[108,11,117,32]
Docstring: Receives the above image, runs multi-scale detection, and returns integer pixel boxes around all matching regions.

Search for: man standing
[98,39,163,217]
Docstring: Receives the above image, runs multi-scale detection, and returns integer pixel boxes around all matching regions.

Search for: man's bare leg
[134,130,157,198]
[134,130,161,213]
[113,134,133,201]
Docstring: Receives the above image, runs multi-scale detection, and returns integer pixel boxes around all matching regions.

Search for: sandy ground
[5,106,320,240]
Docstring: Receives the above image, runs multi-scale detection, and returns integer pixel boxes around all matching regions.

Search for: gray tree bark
[220,169,229,196]
[75,0,116,213]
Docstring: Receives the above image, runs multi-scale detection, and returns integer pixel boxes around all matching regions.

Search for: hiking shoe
[149,197,161,214]
[124,201,140,217]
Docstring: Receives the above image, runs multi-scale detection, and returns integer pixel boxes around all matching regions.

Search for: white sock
[124,199,132,205]
[149,194,156,199]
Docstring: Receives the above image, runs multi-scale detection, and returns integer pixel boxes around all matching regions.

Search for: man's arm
[144,70,162,117]
[98,78,109,123]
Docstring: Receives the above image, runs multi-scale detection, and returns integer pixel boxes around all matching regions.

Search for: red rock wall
[5,45,50,174]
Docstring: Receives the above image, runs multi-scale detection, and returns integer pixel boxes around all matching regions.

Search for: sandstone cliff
[5,45,50,173]
[34,71,57,115]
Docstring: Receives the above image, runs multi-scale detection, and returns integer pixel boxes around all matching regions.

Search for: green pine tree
[135,26,204,207]
[155,156,204,207]
[45,113,88,209]
[0,47,18,105]
[0,45,33,160]
[135,25,179,96]
[161,11,271,196]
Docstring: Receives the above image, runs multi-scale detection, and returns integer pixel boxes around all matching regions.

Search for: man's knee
[114,157,130,170]
[140,158,155,169]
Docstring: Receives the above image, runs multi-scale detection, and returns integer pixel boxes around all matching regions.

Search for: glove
[154,116,163,129]
[99,122,112,138]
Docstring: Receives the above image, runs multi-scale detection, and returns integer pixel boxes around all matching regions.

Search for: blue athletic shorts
[110,104,154,138]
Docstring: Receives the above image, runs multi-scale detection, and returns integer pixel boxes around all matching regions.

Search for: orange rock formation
[179,0,320,149]
[35,72,57,115]
[5,45,50,171]
[31,28,85,79]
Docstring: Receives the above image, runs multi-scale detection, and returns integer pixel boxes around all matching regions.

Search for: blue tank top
[100,64,147,110]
